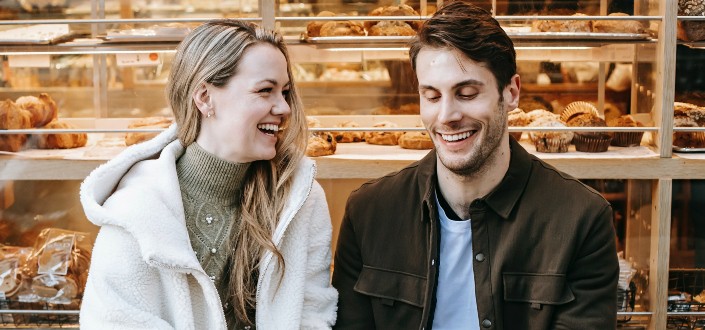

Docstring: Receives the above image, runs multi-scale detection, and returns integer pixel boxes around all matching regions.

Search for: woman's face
[196,43,291,163]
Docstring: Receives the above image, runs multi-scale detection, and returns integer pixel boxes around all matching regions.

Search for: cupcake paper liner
[573,133,612,152]
[673,132,705,148]
[533,137,570,153]
[560,101,599,123]
[611,132,644,147]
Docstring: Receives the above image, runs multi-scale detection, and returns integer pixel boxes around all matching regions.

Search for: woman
[79,19,338,329]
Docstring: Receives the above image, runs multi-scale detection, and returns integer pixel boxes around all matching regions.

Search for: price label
[116,53,161,67]
[7,54,51,68]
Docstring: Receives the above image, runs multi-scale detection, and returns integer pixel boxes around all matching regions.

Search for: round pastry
[592,13,645,34]
[15,93,58,128]
[508,108,530,141]
[334,121,364,143]
[607,115,644,147]
[319,20,365,37]
[603,102,623,121]
[368,20,416,36]
[306,132,336,157]
[306,11,336,37]
[398,103,420,114]
[531,13,592,33]
[565,112,612,152]
[36,120,88,149]
[365,121,402,145]
[519,95,553,113]
[526,109,559,124]
[365,4,421,31]
[0,99,32,152]
[306,116,322,128]
[678,0,705,41]
[673,102,705,148]
[399,131,433,150]
[125,116,173,146]
[528,117,573,153]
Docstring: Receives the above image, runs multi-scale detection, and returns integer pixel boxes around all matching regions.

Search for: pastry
[333,121,364,143]
[368,21,416,36]
[0,99,32,152]
[365,4,421,31]
[36,120,88,149]
[560,101,600,123]
[531,13,592,33]
[399,131,434,150]
[607,115,644,147]
[528,117,573,153]
[508,108,530,141]
[592,13,645,34]
[678,0,705,41]
[564,110,612,152]
[398,103,420,115]
[519,95,553,113]
[319,20,365,37]
[673,102,705,148]
[365,121,402,145]
[306,132,336,157]
[306,11,336,37]
[526,109,559,124]
[125,117,173,146]
[15,93,58,128]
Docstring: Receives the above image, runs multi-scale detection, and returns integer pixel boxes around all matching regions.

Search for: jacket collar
[419,136,532,221]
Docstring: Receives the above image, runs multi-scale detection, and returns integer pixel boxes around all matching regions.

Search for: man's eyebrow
[419,79,484,91]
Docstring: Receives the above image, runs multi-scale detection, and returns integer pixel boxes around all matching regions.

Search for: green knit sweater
[176,142,251,329]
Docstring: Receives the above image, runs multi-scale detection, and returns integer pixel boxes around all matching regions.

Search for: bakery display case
[0,0,701,328]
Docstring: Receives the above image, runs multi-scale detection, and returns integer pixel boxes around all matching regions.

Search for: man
[332,2,619,329]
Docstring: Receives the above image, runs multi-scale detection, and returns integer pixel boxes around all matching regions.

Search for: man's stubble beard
[437,99,508,177]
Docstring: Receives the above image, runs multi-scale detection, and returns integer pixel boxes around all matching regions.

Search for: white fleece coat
[79,125,338,329]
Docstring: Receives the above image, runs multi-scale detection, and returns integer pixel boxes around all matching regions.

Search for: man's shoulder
[526,156,609,207]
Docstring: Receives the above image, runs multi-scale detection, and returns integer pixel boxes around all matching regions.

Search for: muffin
[677,0,705,41]
[508,108,530,141]
[565,112,612,152]
[368,20,416,36]
[673,102,705,148]
[607,115,644,147]
[526,109,559,124]
[365,4,421,32]
[560,101,600,123]
[519,95,553,113]
[528,117,573,153]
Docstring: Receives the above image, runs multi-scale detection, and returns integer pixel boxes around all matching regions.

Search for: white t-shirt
[431,195,479,329]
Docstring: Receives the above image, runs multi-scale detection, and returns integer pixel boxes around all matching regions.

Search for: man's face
[416,47,518,176]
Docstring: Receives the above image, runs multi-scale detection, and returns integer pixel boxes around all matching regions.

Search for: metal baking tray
[507,32,651,40]
[673,146,705,153]
[0,33,78,45]
[98,28,190,43]
[302,35,413,44]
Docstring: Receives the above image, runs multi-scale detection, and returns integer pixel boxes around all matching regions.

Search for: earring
[206,110,215,118]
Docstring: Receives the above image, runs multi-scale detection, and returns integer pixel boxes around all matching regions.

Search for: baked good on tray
[36,120,88,149]
[0,99,32,152]
[677,0,705,41]
[125,116,173,146]
[673,102,705,148]
[592,13,645,34]
[399,131,433,150]
[531,13,592,33]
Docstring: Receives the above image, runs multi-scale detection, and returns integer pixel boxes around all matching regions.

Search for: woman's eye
[282,89,290,97]
[258,88,273,94]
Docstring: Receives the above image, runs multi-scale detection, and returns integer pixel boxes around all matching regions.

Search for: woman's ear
[192,83,211,116]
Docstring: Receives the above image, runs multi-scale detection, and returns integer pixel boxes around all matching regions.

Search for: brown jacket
[332,138,619,330]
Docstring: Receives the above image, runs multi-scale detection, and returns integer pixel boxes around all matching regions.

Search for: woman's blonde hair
[165,19,307,325]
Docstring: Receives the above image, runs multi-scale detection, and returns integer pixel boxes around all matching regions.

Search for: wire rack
[0,299,78,328]
[668,269,705,330]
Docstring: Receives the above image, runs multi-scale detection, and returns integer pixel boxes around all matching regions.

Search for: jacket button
[482,319,492,328]
[475,253,485,262]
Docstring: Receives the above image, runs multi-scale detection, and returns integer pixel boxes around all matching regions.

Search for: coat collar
[419,136,532,221]
[81,124,316,271]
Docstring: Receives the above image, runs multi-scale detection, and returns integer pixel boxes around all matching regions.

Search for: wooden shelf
[1,141,704,180]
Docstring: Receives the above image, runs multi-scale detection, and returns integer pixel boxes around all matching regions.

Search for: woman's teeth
[441,131,472,142]
[257,124,279,135]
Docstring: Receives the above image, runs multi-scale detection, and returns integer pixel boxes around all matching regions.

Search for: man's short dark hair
[409,1,517,92]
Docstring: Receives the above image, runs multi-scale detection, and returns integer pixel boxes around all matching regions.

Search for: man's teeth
[441,131,471,142]
[257,124,279,133]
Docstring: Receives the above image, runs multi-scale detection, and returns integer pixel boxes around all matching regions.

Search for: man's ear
[192,83,211,115]
[504,74,521,110]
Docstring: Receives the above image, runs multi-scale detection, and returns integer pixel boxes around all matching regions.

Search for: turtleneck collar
[176,142,251,206]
